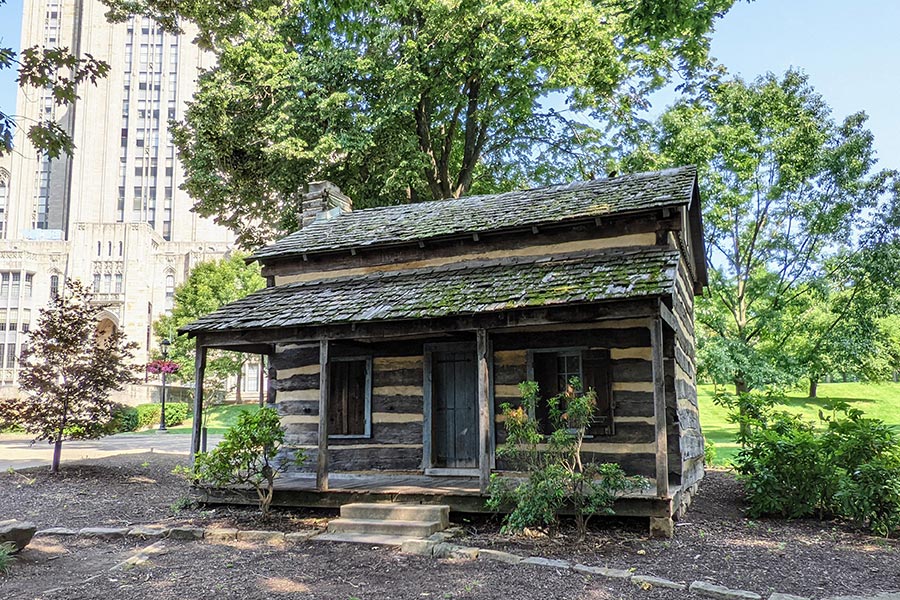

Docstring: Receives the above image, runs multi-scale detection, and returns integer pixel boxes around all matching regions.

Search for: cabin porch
[196,471,688,520]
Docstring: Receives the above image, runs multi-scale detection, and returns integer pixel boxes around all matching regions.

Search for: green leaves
[0,23,110,158]
[102,0,735,247]
[191,407,303,516]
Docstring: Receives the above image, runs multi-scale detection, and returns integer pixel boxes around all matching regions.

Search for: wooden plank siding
[273,342,426,472]
[489,320,667,481]
[672,257,704,489]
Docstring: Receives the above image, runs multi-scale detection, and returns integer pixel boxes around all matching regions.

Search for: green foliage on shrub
[486,379,647,539]
[724,392,900,536]
[190,407,303,516]
[703,437,717,466]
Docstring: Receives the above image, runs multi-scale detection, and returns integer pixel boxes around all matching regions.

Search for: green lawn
[699,381,900,465]
[130,403,260,435]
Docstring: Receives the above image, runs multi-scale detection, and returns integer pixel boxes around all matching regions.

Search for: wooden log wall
[271,342,425,472]
[672,258,704,489]
[490,320,675,485]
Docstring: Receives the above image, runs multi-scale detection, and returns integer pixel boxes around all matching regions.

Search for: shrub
[487,379,647,540]
[190,407,303,516]
[135,404,161,430]
[108,404,138,433]
[727,392,900,536]
[164,402,192,426]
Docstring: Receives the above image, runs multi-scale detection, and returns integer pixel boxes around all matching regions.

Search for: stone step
[314,532,408,547]
[326,518,443,538]
[340,503,450,528]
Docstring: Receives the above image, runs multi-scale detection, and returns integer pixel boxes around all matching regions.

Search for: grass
[700,381,900,465]
[130,403,260,435]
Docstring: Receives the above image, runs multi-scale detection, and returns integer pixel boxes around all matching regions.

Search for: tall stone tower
[0,0,239,398]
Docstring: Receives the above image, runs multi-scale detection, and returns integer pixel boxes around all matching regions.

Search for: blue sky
[2,0,899,172]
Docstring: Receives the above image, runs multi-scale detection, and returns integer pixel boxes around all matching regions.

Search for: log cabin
[181,166,708,535]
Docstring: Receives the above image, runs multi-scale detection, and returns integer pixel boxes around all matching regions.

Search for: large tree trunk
[734,378,749,395]
[235,369,242,403]
[809,377,818,399]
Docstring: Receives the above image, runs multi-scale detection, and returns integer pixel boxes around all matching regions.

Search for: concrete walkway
[0,433,223,471]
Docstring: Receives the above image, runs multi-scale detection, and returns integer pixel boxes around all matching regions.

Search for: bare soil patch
[0,455,898,599]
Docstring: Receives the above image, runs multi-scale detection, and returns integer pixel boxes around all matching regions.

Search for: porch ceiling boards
[251,166,697,261]
[180,246,680,337]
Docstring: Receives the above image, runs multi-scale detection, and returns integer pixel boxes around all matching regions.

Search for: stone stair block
[326,518,443,538]
[340,503,450,528]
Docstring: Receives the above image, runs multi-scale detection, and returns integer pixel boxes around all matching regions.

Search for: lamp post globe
[159,338,171,432]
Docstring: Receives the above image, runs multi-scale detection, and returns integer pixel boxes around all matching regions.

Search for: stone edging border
[33,526,893,600]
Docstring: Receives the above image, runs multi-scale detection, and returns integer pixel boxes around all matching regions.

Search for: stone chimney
[300,181,352,228]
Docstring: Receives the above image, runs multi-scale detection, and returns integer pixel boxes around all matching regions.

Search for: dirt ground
[0,453,898,599]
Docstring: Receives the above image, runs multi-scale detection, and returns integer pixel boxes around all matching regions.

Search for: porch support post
[266,349,277,405]
[190,341,208,463]
[317,339,330,491]
[650,317,669,498]
[476,329,491,492]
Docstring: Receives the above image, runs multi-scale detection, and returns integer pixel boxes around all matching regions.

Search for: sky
[1,0,899,172]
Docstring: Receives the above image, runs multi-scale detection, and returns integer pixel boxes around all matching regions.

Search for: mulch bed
[460,469,900,597]
[1,455,899,599]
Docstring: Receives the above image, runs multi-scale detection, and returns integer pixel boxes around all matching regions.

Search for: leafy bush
[726,392,900,536]
[190,407,303,516]
[135,404,161,430]
[164,402,192,426]
[487,379,647,539]
[109,404,138,433]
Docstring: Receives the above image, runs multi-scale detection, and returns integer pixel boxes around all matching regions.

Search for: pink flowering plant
[146,359,180,375]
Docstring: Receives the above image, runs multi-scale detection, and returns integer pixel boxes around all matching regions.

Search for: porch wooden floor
[198,472,681,518]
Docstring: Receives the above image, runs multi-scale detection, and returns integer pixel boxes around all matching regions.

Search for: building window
[93,274,101,293]
[115,274,123,293]
[328,357,371,438]
[242,362,260,393]
[6,344,15,368]
[10,273,20,297]
[529,348,613,436]
[24,274,33,299]
[49,275,59,299]
[1,273,8,296]
[164,274,175,311]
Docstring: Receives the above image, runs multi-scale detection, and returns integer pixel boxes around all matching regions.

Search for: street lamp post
[159,338,171,432]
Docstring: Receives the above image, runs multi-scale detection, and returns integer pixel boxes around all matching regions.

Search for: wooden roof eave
[189,296,667,351]
[688,177,709,292]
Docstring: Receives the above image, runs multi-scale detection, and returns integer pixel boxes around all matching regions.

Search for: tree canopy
[153,253,265,387]
[614,69,899,393]
[101,0,738,247]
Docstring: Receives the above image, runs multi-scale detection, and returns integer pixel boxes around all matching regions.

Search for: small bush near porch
[487,379,647,540]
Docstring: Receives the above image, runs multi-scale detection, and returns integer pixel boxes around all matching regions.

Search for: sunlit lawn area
[699,381,900,465]
[130,403,260,435]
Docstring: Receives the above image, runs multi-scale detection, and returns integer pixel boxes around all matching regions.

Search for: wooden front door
[430,344,478,469]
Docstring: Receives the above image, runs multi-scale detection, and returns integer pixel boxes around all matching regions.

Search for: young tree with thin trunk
[0,280,141,473]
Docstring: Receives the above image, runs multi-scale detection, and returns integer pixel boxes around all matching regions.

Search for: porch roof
[181,246,679,337]
[250,166,697,261]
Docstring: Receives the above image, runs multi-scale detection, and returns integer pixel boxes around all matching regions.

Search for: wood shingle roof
[182,247,680,335]
[250,166,697,261]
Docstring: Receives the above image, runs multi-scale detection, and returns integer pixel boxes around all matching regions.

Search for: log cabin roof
[250,166,697,262]
[181,246,679,336]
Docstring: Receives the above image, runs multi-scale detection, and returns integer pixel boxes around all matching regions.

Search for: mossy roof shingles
[181,247,680,334]
[250,166,697,261]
